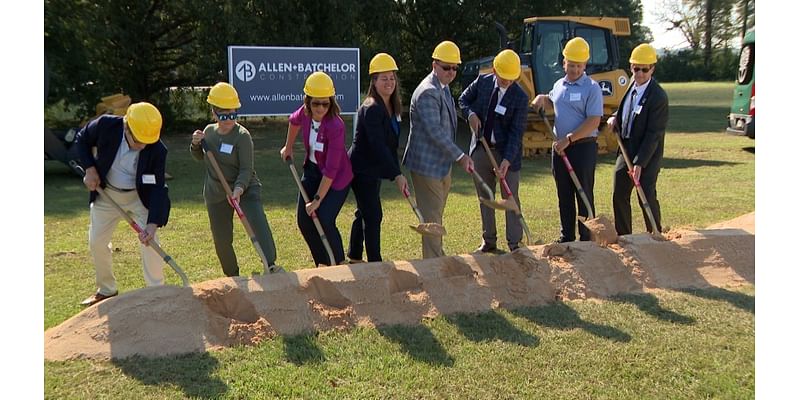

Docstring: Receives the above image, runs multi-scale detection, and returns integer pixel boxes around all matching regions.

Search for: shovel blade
[479,197,515,211]
[409,223,446,236]
[578,215,618,246]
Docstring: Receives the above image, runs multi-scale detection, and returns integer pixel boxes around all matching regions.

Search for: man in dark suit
[459,49,530,252]
[607,43,668,235]
[74,102,171,306]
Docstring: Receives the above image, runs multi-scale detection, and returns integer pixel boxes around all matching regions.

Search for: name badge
[495,104,507,115]
[396,115,402,122]
[569,93,582,101]
[634,105,643,115]
[313,141,325,152]
[142,174,156,184]
[220,143,234,154]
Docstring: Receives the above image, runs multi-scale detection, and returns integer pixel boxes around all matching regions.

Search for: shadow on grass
[609,293,695,324]
[511,302,632,343]
[675,287,754,314]
[282,333,326,365]
[661,157,741,169]
[112,353,227,399]
[377,324,454,367]
[743,146,755,154]
[444,310,540,347]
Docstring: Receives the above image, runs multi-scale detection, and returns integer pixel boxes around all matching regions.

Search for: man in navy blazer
[607,43,668,235]
[459,49,529,253]
[403,40,473,258]
[74,102,171,306]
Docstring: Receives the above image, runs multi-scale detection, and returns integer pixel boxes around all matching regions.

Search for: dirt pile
[44,213,755,361]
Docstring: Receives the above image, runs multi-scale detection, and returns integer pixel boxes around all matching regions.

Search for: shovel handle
[96,185,189,287]
[202,140,272,271]
[539,109,595,219]
[614,132,661,235]
[285,157,337,266]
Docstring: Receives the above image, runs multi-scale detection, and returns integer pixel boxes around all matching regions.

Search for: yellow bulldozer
[460,16,632,155]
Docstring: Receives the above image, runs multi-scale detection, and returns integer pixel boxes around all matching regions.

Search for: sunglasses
[632,67,651,73]
[436,62,459,72]
[311,101,331,108]
[214,110,238,121]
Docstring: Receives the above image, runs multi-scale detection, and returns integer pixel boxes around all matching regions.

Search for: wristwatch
[313,194,321,201]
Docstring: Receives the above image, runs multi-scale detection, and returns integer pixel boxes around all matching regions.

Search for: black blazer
[348,96,402,180]
[74,115,171,226]
[459,73,529,171]
[613,79,669,169]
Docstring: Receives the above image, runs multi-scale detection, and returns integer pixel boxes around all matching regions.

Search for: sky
[640,0,692,50]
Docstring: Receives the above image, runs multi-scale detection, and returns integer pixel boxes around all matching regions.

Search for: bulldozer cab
[461,16,631,155]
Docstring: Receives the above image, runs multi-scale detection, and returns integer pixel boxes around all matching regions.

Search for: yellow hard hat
[432,40,461,64]
[562,37,590,63]
[493,49,521,80]
[124,102,162,144]
[369,53,399,75]
[304,71,335,98]
[207,82,241,109]
[629,43,658,65]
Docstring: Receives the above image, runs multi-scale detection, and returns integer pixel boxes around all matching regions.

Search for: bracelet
[313,194,321,201]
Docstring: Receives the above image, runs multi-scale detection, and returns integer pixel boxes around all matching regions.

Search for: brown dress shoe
[80,291,118,306]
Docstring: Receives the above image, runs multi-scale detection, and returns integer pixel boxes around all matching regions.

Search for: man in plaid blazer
[459,49,530,253]
[403,40,473,258]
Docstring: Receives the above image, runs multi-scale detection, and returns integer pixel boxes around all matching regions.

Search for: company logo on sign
[235,60,257,82]
[229,46,360,116]
[598,80,613,96]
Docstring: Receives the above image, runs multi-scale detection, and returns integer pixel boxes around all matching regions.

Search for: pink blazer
[289,105,353,190]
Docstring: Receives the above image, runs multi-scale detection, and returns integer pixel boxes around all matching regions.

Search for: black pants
[348,173,383,262]
[612,153,662,235]
[551,140,597,241]
[297,162,349,266]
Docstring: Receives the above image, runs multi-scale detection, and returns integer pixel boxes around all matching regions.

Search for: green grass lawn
[44,81,754,399]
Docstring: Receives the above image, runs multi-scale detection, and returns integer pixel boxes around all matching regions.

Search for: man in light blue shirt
[533,37,603,242]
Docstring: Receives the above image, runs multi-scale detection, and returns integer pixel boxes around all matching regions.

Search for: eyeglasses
[632,67,651,73]
[436,62,459,72]
[214,110,238,121]
[311,101,331,108]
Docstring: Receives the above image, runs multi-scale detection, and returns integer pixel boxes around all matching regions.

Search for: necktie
[484,87,499,143]
[623,88,637,138]
[444,86,455,132]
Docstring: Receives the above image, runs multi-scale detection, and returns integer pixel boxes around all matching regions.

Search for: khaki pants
[410,171,451,259]
[89,188,164,295]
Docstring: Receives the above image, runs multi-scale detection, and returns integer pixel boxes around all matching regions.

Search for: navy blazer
[74,115,171,227]
[612,79,669,169]
[459,74,529,171]
[349,96,402,180]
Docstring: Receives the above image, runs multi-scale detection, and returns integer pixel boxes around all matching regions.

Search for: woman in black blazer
[347,53,408,262]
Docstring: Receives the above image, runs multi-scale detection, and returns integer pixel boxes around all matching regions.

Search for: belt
[106,183,135,192]
[571,136,597,145]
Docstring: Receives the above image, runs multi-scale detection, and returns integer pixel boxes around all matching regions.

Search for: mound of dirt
[44,213,755,361]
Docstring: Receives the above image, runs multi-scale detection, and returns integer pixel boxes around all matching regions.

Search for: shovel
[476,135,534,245]
[284,157,337,266]
[71,162,189,287]
[401,184,446,236]
[539,109,595,220]
[466,128,514,212]
[614,132,666,240]
[200,140,284,274]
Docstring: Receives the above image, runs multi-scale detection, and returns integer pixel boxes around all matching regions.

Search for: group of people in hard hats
[73,38,667,306]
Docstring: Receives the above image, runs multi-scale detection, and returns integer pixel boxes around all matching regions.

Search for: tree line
[45,0,748,126]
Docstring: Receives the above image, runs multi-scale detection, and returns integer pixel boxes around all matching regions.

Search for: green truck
[726,29,755,139]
